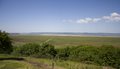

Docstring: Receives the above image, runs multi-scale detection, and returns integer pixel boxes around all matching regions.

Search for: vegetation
[0,30,13,54]
[1,55,112,69]
[57,45,120,69]
[0,60,37,69]
[0,31,120,69]
[55,60,114,69]
[12,42,57,58]
[0,54,38,69]
[12,43,120,69]
[25,57,112,69]
[11,35,120,47]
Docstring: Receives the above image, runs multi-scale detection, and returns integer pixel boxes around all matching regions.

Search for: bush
[68,46,120,69]
[12,43,40,56]
[12,42,57,58]
[56,47,70,60]
[69,46,99,63]
[12,43,120,69]
[12,43,39,56]
[0,30,13,54]
[37,42,57,58]
[97,46,120,69]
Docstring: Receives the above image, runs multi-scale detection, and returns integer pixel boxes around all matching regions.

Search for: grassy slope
[25,57,114,69]
[0,54,114,69]
[0,60,37,69]
[11,35,120,47]
[0,54,38,69]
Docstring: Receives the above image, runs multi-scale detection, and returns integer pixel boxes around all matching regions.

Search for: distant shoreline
[10,33,120,37]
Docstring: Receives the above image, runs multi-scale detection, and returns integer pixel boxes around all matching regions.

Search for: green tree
[0,30,13,54]
[38,42,57,58]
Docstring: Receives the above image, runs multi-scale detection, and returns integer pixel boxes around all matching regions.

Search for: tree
[38,42,57,58]
[0,30,13,54]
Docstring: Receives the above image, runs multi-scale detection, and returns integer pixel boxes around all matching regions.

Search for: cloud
[102,12,120,22]
[76,18,101,23]
[64,12,120,24]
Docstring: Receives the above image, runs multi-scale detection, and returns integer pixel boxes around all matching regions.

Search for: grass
[11,35,120,48]
[25,57,114,69]
[0,60,37,69]
[0,54,39,69]
[25,57,64,69]
[0,54,16,58]
[0,54,115,69]
[55,60,114,69]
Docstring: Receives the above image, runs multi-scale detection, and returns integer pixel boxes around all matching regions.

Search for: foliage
[69,46,99,63]
[55,45,120,69]
[0,30,13,54]
[12,42,120,69]
[56,47,70,60]
[12,42,57,58]
[12,43,40,56]
[97,46,120,69]
[70,46,120,69]
[37,42,57,58]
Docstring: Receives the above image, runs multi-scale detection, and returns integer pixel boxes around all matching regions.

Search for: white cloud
[64,12,120,24]
[111,12,120,17]
[102,12,120,22]
[76,18,101,23]
[76,18,92,23]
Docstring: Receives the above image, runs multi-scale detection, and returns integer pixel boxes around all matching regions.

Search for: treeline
[12,43,120,69]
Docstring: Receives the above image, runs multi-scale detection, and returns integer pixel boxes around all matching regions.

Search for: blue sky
[0,0,120,33]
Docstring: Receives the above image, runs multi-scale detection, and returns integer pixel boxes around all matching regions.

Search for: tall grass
[0,60,37,69]
[55,60,114,69]
[25,57,114,69]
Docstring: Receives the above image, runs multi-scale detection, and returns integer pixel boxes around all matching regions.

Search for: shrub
[56,45,120,69]
[12,43,40,56]
[0,30,13,54]
[97,45,120,69]
[37,42,57,58]
[56,47,70,60]
[12,42,57,58]
[69,46,99,63]
[68,45,120,69]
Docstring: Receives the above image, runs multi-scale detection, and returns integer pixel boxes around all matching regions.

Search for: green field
[11,35,120,47]
[0,35,119,69]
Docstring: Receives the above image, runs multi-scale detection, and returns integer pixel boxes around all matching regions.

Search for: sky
[0,0,120,33]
